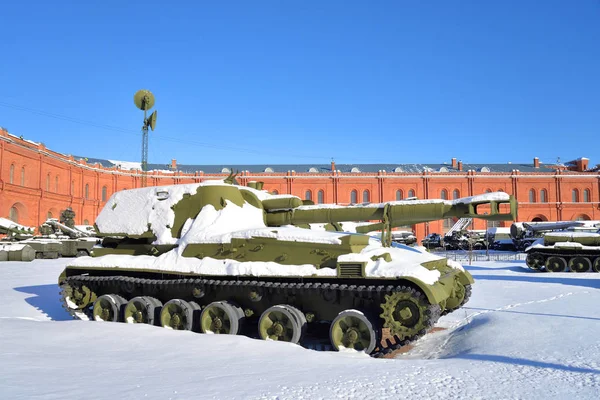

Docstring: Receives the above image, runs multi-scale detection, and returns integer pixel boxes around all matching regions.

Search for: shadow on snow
[470,274,600,290]
[463,306,600,322]
[454,353,600,375]
[13,284,73,321]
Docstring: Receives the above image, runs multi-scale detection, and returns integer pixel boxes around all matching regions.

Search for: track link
[59,274,450,358]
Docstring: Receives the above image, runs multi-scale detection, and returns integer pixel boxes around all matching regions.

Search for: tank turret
[59,180,517,356]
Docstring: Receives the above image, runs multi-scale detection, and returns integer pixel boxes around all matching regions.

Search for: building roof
[73,156,560,174]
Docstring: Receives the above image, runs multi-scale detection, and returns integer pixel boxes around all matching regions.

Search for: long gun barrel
[265,193,517,231]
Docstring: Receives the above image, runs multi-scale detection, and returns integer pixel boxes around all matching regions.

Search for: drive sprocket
[379,286,440,341]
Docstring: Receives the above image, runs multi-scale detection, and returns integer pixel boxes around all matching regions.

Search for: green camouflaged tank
[525,229,600,272]
[59,176,516,356]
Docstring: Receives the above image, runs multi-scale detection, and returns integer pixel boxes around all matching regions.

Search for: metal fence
[430,250,527,263]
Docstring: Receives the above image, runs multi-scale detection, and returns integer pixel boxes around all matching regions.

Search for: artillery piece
[59,179,516,356]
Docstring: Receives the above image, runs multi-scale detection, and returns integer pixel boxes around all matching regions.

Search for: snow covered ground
[1,259,599,399]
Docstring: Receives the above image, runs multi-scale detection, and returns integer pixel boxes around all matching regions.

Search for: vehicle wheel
[200,301,244,335]
[379,286,440,341]
[76,250,89,257]
[160,299,200,330]
[569,256,591,273]
[124,296,162,325]
[93,294,127,322]
[526,253,545,270]
[330,309,377,354]
[593,258,600,273]
[258,305,303,344]
[546,256,567,273]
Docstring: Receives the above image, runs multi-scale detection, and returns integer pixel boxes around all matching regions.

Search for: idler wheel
[526,253,545,270]
[569,256,591,273]
[329,309,377,354]
[546,256,567,273]
[200,301,244,335]
[258,305,304,344]
[93,294,127,322]
[160,299,200,331]
[64,284,96,310]
[124,296,162,325]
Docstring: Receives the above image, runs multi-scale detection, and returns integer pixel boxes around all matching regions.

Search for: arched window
[440,189,448,200]
[408,189,415,198]
[572,189,579,203]
[363,190,370,203]
[55,176,59,193]
[350,190,358,204]
[102,186,108,202]
[305,190,312,201]
[47,211,53,219]
[583,189,590,203]
[9,206,19,223]
[395,190,403,201]
[540,189,547,203]
[85,184,90,200]
[317,190,324,204]
[485,189,492,193]
[9,164,15,184]
[443,218,455,231]
[529,189,536,203]
[21,167,25,186]
[498,189,504,192]
[453,189,460,199]
[271,189,279,195]
[83,219,89,225]
[46,173,50,191]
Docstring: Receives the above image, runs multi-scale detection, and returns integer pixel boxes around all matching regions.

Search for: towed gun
[41,218,93,239]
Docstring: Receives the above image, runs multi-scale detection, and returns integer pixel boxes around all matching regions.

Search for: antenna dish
[134,89,155,110]
[146,110,158,131]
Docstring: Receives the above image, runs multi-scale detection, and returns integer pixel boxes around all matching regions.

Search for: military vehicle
[390,231,417,246]
[0,218,56,260]
[59,178,516,356]
[39,208,100,257]
[511,221,599,252]
[525,229,600,272]
[421,233,443,249]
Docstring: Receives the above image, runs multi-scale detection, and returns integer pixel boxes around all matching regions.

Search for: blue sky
[1,1,599,166]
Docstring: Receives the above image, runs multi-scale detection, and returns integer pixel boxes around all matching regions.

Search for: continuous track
[60,274,452,358]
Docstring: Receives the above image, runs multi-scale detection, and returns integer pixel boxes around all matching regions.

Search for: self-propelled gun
[59,178,516,356]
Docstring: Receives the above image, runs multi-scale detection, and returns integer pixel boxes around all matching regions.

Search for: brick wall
[1,129,599,240]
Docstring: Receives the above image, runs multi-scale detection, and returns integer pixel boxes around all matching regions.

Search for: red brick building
[1,128,598,240]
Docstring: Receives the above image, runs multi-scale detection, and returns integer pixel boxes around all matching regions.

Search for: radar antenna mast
[133,89,158,187]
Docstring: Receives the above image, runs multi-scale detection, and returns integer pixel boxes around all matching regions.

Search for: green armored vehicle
[0,218,44,261]
[59,179,516,356]
[525,229,600,272]
[40,208,100,257]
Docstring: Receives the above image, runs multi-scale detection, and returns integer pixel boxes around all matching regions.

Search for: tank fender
[399,276,450,305]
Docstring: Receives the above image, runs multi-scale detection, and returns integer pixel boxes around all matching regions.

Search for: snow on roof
[107,159,142,170]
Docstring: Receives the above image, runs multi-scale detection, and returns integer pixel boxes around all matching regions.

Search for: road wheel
[330,310,377,354]
[546,256,567,272]
[569,256,591,273]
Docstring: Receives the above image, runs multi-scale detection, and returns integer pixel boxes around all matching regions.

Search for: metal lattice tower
[133,90,157,188]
